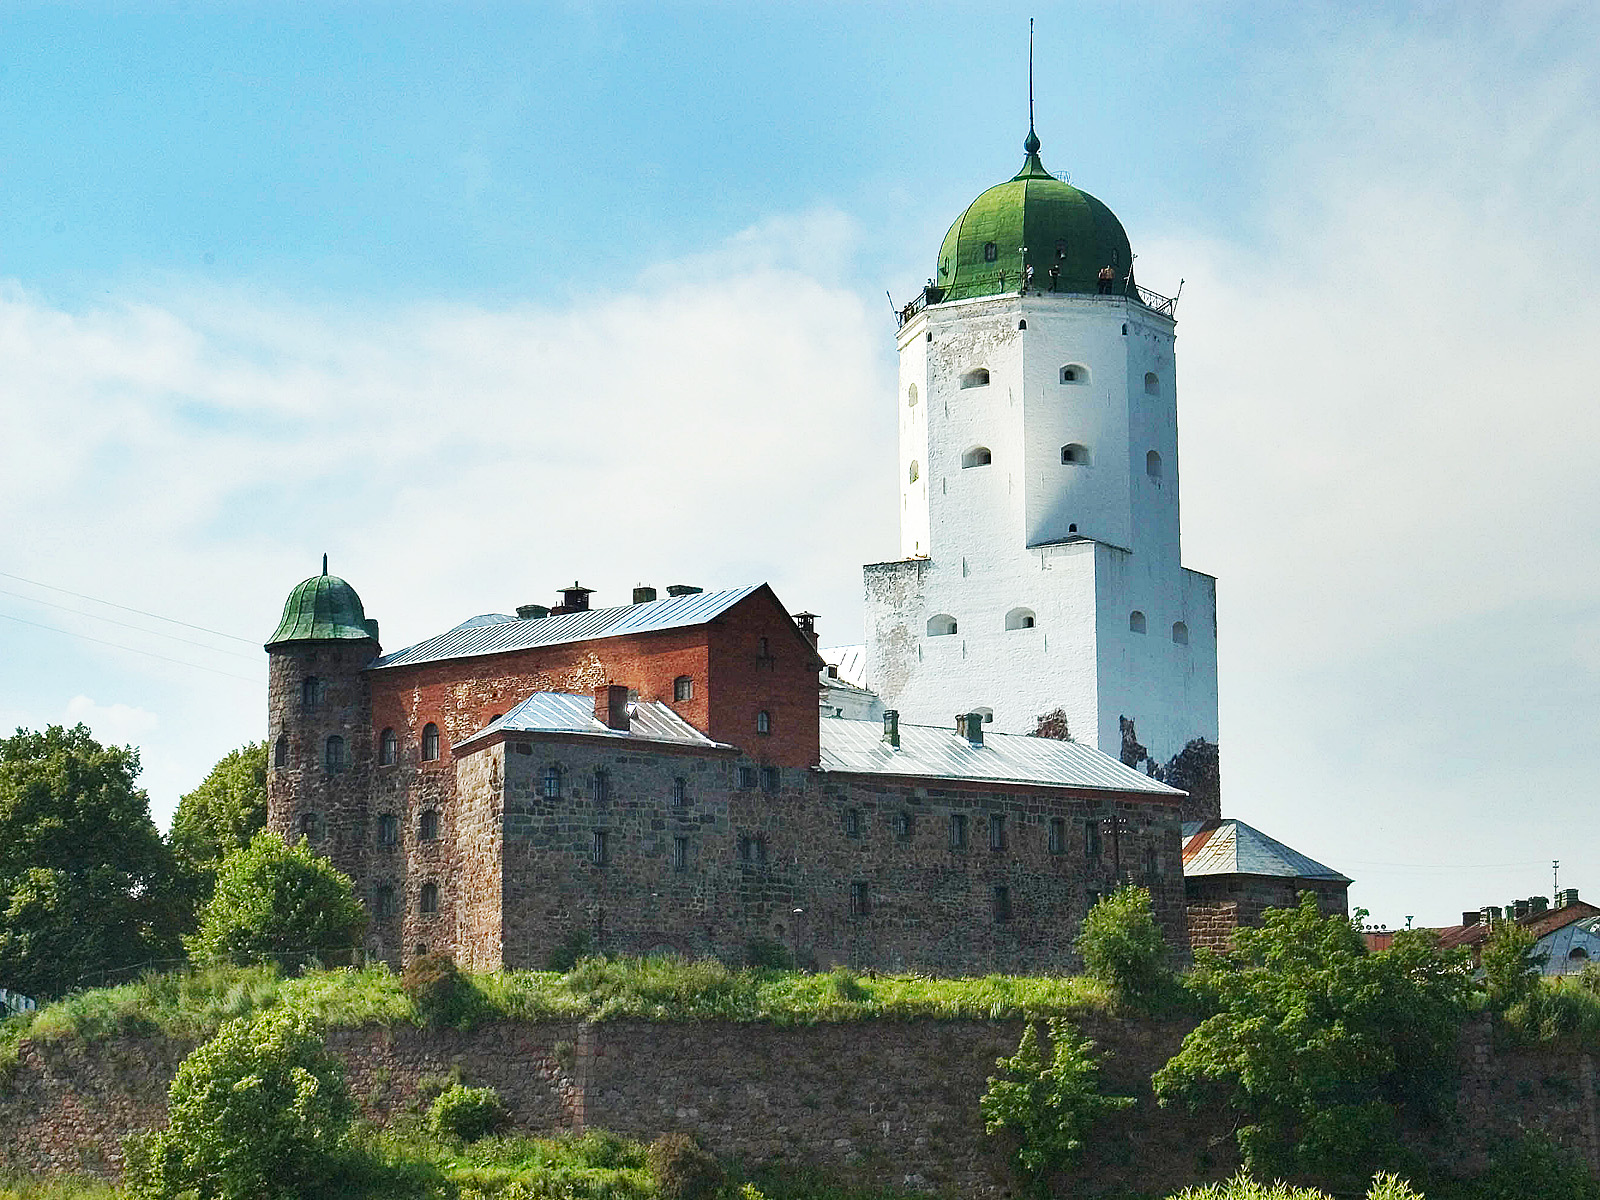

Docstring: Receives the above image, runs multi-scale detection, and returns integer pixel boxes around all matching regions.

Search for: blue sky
[3,1,1599,928]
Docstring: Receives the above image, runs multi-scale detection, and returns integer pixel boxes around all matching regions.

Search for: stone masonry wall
[475,733,1187,974]
[5,1017,1600,1196]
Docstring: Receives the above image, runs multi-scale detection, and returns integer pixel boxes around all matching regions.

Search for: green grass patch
[0,1175,121,1200]
[1,957,1116,1073]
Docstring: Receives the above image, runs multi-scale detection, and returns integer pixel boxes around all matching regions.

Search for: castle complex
[264,122,1346,972]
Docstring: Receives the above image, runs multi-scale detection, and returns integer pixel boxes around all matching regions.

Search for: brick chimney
[595,685,630,731]
[632,586,657,604]
[793,612,819,648]
[882,709,900,749]
[958,712,983,747]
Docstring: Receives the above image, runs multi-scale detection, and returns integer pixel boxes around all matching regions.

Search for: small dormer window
[983,242,998,262]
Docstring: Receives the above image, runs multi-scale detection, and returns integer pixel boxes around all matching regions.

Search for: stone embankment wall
[2,1017,1598,1196]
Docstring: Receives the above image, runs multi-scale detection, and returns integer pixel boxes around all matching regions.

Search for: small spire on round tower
[322,553,328,576]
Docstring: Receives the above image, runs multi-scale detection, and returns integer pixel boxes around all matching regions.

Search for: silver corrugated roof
[819,717,1183,796]
[821,644,868,688]
[1181,819,1350,881]
[456,692,729,752]
[373,585,764,670]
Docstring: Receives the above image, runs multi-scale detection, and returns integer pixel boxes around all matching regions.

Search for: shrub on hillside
[980,1018,1133,1197]
[186,831,365,970]
[401,952,477,1029]
[1473,1131,1600,1200]
[1165,1172,1424,1199]
[427,1083,507,1142]
[1482,921,1546,1012]
[1075,883,1168,1001]
[124,1007,351,1200]
[647,1132,724,1200]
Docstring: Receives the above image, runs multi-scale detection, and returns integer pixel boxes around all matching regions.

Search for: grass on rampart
[0,957,1115,1072]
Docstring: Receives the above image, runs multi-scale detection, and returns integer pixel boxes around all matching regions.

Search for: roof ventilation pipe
[1558,888,1582,908]
[517,604,550,620]
[555,582,594,613]
[666,584,703,597]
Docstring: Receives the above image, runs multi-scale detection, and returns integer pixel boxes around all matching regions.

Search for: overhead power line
[0,611,262,684]
[0,586,260,662]
[0,570,257,644]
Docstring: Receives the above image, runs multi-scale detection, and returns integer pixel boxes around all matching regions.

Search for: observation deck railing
[894,280,1179,328]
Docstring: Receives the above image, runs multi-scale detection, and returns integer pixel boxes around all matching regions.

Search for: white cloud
[63,695,159,746]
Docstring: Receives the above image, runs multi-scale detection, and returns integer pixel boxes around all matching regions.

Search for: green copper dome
[934,129,1136,303]
[266,561,378,649]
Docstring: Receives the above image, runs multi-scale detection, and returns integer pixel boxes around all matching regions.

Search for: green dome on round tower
[266,558,378,649]
[934,127,1136,303]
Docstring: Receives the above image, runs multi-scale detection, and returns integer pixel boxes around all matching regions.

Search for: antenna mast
[1028,18,1035,133]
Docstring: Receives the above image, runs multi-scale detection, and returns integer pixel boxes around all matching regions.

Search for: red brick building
[266,570,1191,972]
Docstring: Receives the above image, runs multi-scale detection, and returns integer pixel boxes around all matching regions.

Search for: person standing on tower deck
[1022,262,1034,294]
[1097,264,1115,294]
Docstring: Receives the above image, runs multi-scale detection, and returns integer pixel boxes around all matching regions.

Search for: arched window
[1129,611,1147,634]
[1146,450,1163,478]
[273,734,287,769]
[962,446,992,468]
[1017,319,1027,330]
[379,728,397,766]
[374,885,396,918]
[377,813,398,846]
[1570,947,1590,961]
[1172,621,1190,645]
[959,367,990,389]
[419,882,439,915]
[907,383,918,407]
[1005,608,1037,630]
[1061,443,1091,465]
[983,241,998,262]
[1059,364,1089,384]
[756,710,772,735]
[421,723,440,762]
[926,614,958,636]
[420,809,440,841]
[324,735,346,773]
[908,460,920,484]
[297,812,322,843]
[542,765,562,798]
[301,677,324,711]
[1144,371,1160,395]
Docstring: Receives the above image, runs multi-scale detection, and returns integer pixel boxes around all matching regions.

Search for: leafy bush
[743,937,793,970]
[1166,1172,1424,1199]
[1481,922,1546,1011]
[124,1007,352,1200]
[647,1132,724,1200]
[427,1083,507,1142]
[402,953,478,1029]
[546,930,592,972]
[979,1018,1133,1196]
[186,831,366,969]
[1472,1131,1600,1200]
[1153,895,1472,1187]
[1075,883,1169,1001]
[827,966,867,1002]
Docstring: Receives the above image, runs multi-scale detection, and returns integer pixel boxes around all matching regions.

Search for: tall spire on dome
[1016,19,1050,179]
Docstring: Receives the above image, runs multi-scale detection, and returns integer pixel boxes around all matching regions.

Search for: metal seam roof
[820,717,1183,796]
[371,585,764,670]
[456,692,729,752]
[1180,819,1349,882]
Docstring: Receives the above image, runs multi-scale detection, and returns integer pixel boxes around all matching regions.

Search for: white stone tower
[863,124,1220,818]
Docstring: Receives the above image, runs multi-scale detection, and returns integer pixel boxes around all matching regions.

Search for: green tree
[0,724,182,998]
[187,831,366,968]
[1076,883,1169,1001]
[1481,920,1546,1011]
[125,1007,353,1200]
[169,741,268,894]
[980,1019,1133,1196]
[1153,893,1472,1188]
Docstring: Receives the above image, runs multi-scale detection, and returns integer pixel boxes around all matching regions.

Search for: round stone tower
[264,558,380,911]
